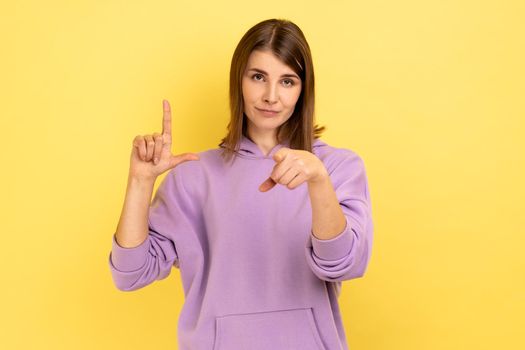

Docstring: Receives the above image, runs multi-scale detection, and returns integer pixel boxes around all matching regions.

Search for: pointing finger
[259,177,277,192]
[162,99,172,138]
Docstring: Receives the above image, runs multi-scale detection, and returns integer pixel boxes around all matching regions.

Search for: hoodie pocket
[213,307,327,350]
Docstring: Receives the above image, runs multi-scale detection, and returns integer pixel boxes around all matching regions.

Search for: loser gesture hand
[129,100,200,181]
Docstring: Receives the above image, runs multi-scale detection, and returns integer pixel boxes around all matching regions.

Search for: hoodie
[108,134,374,350]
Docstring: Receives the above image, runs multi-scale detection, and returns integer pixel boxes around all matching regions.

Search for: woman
[109,18,373,350]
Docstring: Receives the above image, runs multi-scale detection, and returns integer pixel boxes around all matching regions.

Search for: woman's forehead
[246,50,296,76]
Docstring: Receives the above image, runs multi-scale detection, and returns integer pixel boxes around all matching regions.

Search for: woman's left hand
[259,148,329,192]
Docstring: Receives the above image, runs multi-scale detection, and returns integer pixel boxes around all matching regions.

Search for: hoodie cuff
[110,233,150,272]
[310,218,355,261]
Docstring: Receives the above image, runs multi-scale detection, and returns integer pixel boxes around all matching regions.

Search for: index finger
[162,99,172,137]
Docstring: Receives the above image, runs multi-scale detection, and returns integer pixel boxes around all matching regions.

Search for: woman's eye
[251,74,294,87]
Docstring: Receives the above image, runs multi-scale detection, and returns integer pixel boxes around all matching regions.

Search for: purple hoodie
[108,134,374,350]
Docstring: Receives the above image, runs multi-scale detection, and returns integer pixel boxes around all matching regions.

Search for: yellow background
[1,0,524,349]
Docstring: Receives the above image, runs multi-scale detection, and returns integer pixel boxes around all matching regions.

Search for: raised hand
[129,99,200,181]
[258,148,328,192]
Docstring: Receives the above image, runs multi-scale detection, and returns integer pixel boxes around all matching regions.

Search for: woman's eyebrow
[247,68,299,79]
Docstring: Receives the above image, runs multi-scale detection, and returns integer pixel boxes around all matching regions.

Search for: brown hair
[218,18,326,163]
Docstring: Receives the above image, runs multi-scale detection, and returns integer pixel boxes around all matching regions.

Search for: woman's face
[241,49,302,139]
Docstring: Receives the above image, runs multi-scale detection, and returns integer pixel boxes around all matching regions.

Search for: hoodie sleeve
[305,150,374,282]
[108,166,196,291]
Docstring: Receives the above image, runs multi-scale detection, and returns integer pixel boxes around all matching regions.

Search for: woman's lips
[256,107,280,117]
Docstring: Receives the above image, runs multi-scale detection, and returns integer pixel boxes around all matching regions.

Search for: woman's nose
[263,84,278,104]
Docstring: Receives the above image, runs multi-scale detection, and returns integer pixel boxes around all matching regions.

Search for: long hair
[219,18,326,163]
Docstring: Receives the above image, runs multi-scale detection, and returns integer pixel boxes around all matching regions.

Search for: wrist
[308,168,330,186]
[128,174,156,188]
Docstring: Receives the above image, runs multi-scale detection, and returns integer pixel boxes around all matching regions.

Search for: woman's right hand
[129,99,200,182]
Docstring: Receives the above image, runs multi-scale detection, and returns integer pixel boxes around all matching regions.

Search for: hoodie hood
[225,134,327,160]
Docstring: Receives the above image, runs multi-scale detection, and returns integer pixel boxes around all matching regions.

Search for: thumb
[273,153,283,162]
[168,153,200,169]
[259,177,277,192]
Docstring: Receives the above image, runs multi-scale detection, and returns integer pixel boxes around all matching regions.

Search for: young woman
[109,18,374,350]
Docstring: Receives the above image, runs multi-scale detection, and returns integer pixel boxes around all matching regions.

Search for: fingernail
[154,157,159,164]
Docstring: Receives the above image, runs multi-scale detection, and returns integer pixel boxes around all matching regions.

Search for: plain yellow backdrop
[1,0,524,349]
